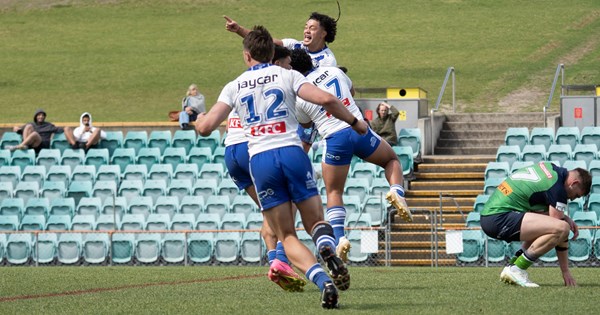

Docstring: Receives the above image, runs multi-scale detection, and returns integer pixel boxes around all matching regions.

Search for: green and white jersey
[481,162,569,216]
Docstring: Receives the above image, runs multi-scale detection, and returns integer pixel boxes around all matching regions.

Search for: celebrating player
[196,26,368,309]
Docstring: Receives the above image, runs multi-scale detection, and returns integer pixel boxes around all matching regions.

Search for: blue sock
[391,184,405,197]
[275,241,289,264]
[311,223,336,256]
[326,206,346,245]
[306,263,331,292]
[267,250,276,266]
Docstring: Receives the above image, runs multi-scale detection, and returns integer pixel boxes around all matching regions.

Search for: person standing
[179,84,206,130]
[481,162,591,287]
[370,102,399,146]
[196,26,368,309]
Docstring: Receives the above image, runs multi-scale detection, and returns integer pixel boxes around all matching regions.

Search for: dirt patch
[568,10,600,30]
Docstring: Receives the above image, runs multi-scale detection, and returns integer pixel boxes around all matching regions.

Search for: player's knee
[554,221,570,240]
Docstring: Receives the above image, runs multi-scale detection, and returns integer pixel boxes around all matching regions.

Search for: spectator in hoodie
[179,84,206,130]
[64,112,107,152]
[9,109,64,153]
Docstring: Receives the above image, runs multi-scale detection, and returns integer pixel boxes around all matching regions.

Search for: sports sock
[326,206,346,244]
[267,250,276,266]
[390,184,405,197]
[306,263,331,292]
[508,248,524,265]
[275,241,289,264]
[514,253,535,270]
[311,222,336,258]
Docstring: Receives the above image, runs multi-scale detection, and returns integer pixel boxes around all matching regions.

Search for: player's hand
[223,16,239,33]
[352,119,368,135]
[566,216,579,240]
[562,270,577,287]
[185,107,194,115]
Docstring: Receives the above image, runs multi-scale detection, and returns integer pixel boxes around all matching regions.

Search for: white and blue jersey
[223,111,253,190]
[295,66,380,165]
[218,63,319,209]
[282,38,337,68]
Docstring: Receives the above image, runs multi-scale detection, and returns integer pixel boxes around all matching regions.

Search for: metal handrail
[430,67,455,155]
[543,64,564,127]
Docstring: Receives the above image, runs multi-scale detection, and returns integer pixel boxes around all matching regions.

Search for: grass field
[1,266,599,314]
[1,0,599,123]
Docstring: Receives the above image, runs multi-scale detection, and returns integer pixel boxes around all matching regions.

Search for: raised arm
[223,16,284,46]
[195,102,232,136]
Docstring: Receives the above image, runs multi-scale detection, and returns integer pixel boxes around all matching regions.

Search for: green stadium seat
[14,181,39,205]
[0,214,19,231]
[33,232,57,264]
[211,146,226,169]
[148,163,173,185]
[567,197,586,218]
[57,233,83,264]
[50,133,70,154]
[192,178,217,201]
[101,196,127,218]
[346,213,372,228]
[572,212,598,233]
[529,127,554,151]
[205,195,230,220]
[6,233,32,265]
[71,165,96,184]
[562,160,587,171]
[173,163,199,185]
[46,165,71,187]
[245,213,263,230]
[568,229,592,262]
[172,130,196,155]
[11,149,36,172]
[179,195,204,220]
[118,180,144,205]
[520,144,546,163]
[76,197,102,217]
[588,160,600,178]
[572,144,597,168]
[0,165,21,188]
[135,233,162,264]
[347,230,368,263]
[188,232,214,264]
[393,145,414,176]
[0,149,11,166]
[67,180,93,206]
[351,162,379,185]
[36,149,61,172]
[586,193,600,221]
[142,179,167,204]
[162,233,186,264]
[484,237,508,263]
[457,230,482,263]
[99,131,123,158]
[95,164,121,186]
[21,165,46,188]
[136,147,161,171]
[546,144,572,167]
[504,127,529,151]
[214,232,240,263]
[85,148,110,171]
[170,213,195,231]
[60,149,85,172]
[472,194,490,213]
[0,197,24,219]
[41,180,66,203]
[195,213,221,231]
[217,178,239,203]
[45,214,72,231]
[465,212,481,227]
[483,177,504,195]
[120,214,146,231]
[123,164,148,183]
[19,214,45,231]
[231,195,258,219]
[362,196,385,226]
[484,161,510,180]
[145,213,171,231]
[240,231,263,263]
[127,196,153,219]
[166,179,192,204]
[555,126,580,151]
[92,180,117,204]
[509,160,534,174]
[154,196,179,219]
[397,128,421,159]
[49,197,75,218]
[111,233,135,264]
[343,178,370,203]
[95,214,120,231]
[580,126,600,151]
[199,163,225,184]
[196,130,220,153]
[220,213,246,231]
[0,132,22,149]
[111,148,136,173]
[0,181,13,204]
[147,130,172,155]
[162,147,187,171]
[187,147,213,170]
[83,233,110,264]
[538,247,558,263]
[123,131,148,155]
[369,177,389,198]
[23,197,50,218]
[496,145,521,169]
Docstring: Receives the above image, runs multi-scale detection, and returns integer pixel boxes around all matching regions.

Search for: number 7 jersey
[482,162,569,216]
[218,63,309,157]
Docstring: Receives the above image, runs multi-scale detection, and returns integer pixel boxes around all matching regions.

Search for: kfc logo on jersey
[325,98,351,118]
[250,122,286,136]
[228,117,242,129]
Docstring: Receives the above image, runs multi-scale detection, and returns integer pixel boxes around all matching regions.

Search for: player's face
[274,56,292,70]
[303,19,326,51]
[36,113,45,123]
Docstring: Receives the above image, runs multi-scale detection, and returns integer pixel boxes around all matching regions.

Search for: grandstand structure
[1,110,600,267]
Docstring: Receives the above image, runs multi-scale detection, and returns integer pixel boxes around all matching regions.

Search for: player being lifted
[289,48,412,262]
[196,26,368,309]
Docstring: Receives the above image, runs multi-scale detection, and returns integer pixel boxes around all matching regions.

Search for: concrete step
[439,130,505,139]
[417,163,487,173]
[436,138,505,148]
[415,172,484,180]
[406,190,480,197]
[444,112,547,123]
[422,155,495,164]
[410,180,484,191]
[433,146,500,155]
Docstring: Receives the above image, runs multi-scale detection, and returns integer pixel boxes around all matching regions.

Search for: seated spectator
[179,84,206,130]
[370,102,399,146]
[9,109,64,153]
[64,112,107,151]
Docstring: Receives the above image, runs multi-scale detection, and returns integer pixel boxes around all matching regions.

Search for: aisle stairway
[380,112,550,266]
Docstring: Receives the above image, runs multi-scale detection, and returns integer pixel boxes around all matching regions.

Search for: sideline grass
[1,0,599,123]
[0,266,598,314]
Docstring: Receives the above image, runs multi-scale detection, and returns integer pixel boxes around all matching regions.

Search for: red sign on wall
[574,107,582,119]
[365,109,373,121]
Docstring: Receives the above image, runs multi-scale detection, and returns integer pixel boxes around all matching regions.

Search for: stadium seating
[170,213,195,231]
[188,232,213,263]
[171,130,196,154]
[369,177,389,198]
[214,232,240,263]
[520,144,546,163]
[162,233,187,263]
[120,214,146,231]
[220,213,246,230]
[230,195,258,219]
[555,126,580,150]
[41,180,66,202]
[240,231,263,263]
[60,149,85,172]
[46,165,71,187]
[76,197,102,216]
[92,180,117,204]
[99,131,123,158]
[0,214,18,231]
[21,165,46,188]
[111,233,135,264]
[119,180,144,205]
[457,230,482,263]
[393,145,414,176]
[484,161,510,180]
[572,144,597,168]
[135,233,162,264]
[588,160,600,178]
[546,144,572,167]
[96,164,121,186]
[199,163,225,184]
[148,164,173,185]
[123,131,148,155]
[212,146,226,168]
[504,127,529,150]
[528,127,554,150]
[0,132,22,149]
[167,179,193,203]
[136,147,162,171]
[568,229,593,262]
[0,197,24,219]
[195,213,221,231]
[397,128,421,159]
[95,214,120,231]
[196,130,220,153]
[346,213,372,228]
[484,237,508,263]
[472,194,490,212]
[111,148,136,173]
[245,213,263,230]
[483,177,504,195]
[85,148,110,171]
[145,213,171,231]
[179,195,204,219]
[351,162,379,185]
[33,233,57,264]
[147,130,172,155]
[11,149,36,172]
[19,214,46,231]
[495,145,521,168]
[562,160,587,171]
[0,181,12,203]
[23,197,50,218]
[127,196,154,218]
[14,181,39,206]
[71,165,96,184]
[154,196,179,219]
[83,233,110,264]
[344,178,370,203]
[36,149,61,172]
[6,233,33,265]
[0,149,11,166]
[587,193,600,220]
[49,198,76,217]
[347,230,368,263]
[123,164,148,183]
[187,147,213,170]
[50,133,70,153]
[162,147,187,170]
[205,195,230,220]
[71,214,96,231]
[173,163,199,185]
[580,126,600,151]
[217,178,239,203]
[465,212,481,227]
[45,214,72,231]
[142,179,167,204]
[57,233,83,264]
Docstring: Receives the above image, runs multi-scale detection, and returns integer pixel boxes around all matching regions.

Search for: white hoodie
[73,112,107,143]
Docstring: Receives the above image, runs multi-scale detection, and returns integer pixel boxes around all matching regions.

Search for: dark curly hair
[309,12,337,43]
[289,48,313,75]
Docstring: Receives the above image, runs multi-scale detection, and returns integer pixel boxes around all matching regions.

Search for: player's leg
[10,124,42,150]
[359,128,412,222]
[86,128,102,148]
[63,126,77,146]
[321,162,352,262]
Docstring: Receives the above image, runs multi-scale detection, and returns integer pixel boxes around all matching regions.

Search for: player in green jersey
[481,162,591,287]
